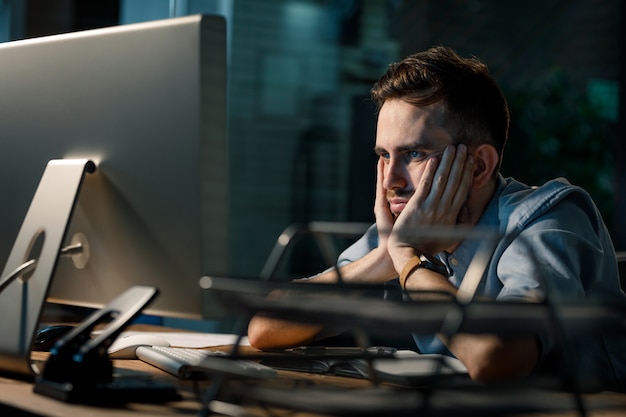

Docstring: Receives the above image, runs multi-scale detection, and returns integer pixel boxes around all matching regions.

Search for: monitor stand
[0,159,95,378]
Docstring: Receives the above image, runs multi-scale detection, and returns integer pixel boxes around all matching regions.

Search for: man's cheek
[413,165,431,189]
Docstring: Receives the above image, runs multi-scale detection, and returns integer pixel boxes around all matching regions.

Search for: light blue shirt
[336,174,626,386]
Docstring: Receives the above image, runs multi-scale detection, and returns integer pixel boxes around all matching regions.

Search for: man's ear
[472,144,499,188]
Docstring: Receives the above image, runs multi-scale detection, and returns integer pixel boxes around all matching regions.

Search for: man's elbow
[247,316,320,350]
[466,353,537,382]
[248,335,272,350]
[247,318,274,350]
[461,338,539,382]
[466,360,534,382]
[247,327,283,350]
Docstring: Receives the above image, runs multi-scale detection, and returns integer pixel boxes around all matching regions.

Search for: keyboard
[135,346,277,380]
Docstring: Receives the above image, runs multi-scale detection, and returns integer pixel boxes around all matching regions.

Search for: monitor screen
[0,14,229,320]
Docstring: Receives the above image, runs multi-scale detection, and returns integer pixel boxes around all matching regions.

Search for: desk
[0,346,624,416]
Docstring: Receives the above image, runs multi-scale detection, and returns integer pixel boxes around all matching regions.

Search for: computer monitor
[0,14,229,321]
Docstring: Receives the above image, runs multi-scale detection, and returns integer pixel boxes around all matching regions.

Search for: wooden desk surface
[0,341,624,416]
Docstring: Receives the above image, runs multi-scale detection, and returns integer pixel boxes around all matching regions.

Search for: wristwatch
[399,253,449,289]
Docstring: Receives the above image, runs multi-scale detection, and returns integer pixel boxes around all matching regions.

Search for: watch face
[419,254,450,277]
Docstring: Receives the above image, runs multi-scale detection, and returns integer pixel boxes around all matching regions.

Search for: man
[247,46,626,385]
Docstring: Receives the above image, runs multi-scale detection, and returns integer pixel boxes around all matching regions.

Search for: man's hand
[388,144,474,268]
[373,158,397,277]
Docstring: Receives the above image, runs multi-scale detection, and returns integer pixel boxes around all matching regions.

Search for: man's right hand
[388,144,474,262]
[372,157,398,279]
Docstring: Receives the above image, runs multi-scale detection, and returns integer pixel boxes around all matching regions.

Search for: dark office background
[1,0,623,279]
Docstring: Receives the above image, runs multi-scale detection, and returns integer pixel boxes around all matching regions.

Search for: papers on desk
[104,331,250,348]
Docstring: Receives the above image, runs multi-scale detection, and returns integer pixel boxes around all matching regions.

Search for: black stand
[33,285,180,404]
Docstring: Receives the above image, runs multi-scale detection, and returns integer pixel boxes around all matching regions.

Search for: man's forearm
[247,247,397,350]
[402,267,539,381]
[308,246,397,284]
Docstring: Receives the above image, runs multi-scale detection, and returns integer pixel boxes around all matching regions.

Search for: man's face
[374,99,455,217]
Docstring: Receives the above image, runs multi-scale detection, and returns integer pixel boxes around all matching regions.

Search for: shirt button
[450,257,459,266]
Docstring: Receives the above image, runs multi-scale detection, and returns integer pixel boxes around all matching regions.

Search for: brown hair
[371,46,509,170]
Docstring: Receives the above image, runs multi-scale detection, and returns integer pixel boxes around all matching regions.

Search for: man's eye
[408,151,426,160]
[380,152,390,160]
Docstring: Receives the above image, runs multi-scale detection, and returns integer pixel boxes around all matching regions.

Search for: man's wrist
[399,253,449,289]
[399,255,423,288]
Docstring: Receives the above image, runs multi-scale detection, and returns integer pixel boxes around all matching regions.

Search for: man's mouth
[388,198,407,214]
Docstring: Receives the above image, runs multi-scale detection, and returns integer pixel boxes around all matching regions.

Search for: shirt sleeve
[336,224,379,267]
[495,194,618,357]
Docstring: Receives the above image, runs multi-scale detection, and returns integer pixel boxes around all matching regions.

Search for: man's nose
[382,158,407,190]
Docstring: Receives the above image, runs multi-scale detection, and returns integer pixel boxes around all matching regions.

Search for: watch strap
[399,253,449,289]
[399,255,422,289]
